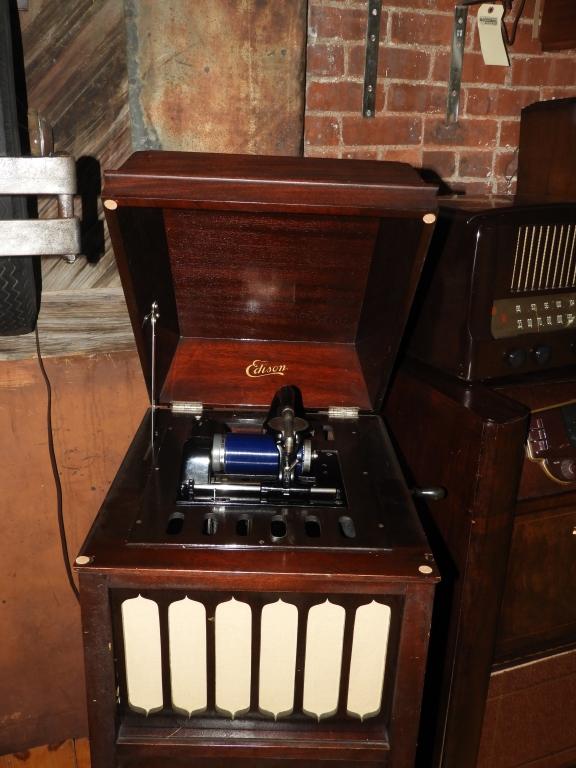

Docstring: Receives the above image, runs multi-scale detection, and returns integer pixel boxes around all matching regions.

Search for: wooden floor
[0,740,90,768]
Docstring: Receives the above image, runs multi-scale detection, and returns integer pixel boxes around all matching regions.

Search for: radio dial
[560,459,576,481]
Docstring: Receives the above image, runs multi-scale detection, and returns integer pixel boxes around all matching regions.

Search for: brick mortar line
[309,0,538,20]
[304,135,514,151]
[303,144,513,173]
[305,110,535,121]
[307,77,547,90]
[310,39,576,59]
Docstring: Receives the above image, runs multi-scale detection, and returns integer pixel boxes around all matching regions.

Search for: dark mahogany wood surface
[495,499,576,664]
[517,97,576,200]
[161,340,370,409]
[478,649,576,768]
[539,0,576,51]
[103,151,437,213]
[104,152,438,409]
[78,409,436,582]
[385,361,528,768]
[164,209,378,343]
[387,359,576,768]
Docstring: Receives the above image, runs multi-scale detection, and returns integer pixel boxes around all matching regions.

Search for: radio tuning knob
[532,345,551,365]
[504,348,526,368]
[560,459,576,481]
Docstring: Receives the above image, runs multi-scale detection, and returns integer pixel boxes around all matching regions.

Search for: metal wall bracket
[0,218,80,257]
[446,5,468,124]
[0,155,80,262]
[362,0,382,118]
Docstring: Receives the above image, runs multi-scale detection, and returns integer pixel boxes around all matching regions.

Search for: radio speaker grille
[511,224,576,293]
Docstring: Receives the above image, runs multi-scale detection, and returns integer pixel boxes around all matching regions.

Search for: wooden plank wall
[3,0,307,361]
[0,0,307,756]
[0,739,90,768]
[0,352,148,754]
[1,0,134,361]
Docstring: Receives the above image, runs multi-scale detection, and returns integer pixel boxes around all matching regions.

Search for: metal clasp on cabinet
[143,301,160,456]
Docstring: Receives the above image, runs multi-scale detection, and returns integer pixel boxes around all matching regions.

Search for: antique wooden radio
[76,152,440,768]
[387,197,576,768]
[407,200,576,381]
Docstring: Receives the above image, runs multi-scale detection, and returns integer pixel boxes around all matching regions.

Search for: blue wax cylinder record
[223,434,280,475]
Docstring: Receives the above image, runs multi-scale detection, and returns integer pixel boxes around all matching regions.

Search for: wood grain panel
[539,0,576,51]
[478,650,576,768]
[517,98,576,200]
[164,209,378,343]
[160,338,371,409]
[20,0,131,294]
[495,503,576,662]
[0,289,134,361]
[0,352,147,754]
[0,741,76,768]
[0,738,90,768]
[385,362,528,768]
[6,0,134,359]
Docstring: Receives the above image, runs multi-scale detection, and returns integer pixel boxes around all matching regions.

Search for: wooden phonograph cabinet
[75,152,440,768]
[386,198,576,768]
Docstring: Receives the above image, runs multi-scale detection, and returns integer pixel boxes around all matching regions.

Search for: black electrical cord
[35,326,80,602]
[502,0,527,46]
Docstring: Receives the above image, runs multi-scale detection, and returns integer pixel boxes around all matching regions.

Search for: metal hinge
[328,406,360,420]
[171,401,204,415]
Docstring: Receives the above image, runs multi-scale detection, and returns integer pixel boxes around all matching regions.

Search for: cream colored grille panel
[119,594,395,724]
[215,598,252,718]
[121,595,163,715]
[259,599,298,719]
[168,597,207,716]
[346,601,391,720]
[302,600,346,720]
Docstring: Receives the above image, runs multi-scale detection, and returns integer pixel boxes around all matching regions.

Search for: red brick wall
[304,0,576,193]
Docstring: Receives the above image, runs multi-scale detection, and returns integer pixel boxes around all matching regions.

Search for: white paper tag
[477,3,510,66]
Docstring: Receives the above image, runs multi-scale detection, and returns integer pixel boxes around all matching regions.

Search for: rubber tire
[0,0,40,336]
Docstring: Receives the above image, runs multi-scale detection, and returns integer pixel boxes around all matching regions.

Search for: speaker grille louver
[511,224,576,294]
[120,594,392,724]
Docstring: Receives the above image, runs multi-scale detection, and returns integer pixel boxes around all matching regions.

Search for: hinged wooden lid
[103,151,437,411]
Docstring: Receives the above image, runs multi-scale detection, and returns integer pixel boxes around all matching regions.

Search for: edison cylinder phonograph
[75,151,440,768]
[177,385,346,508]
